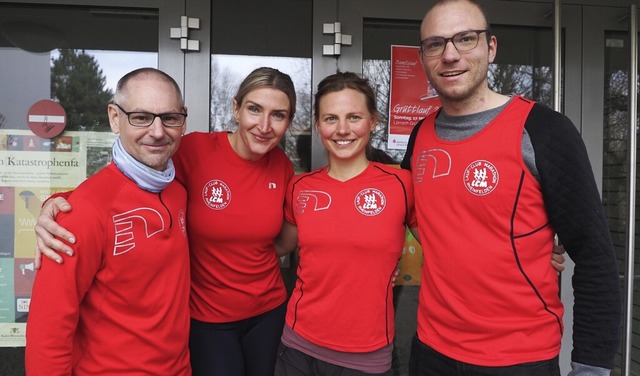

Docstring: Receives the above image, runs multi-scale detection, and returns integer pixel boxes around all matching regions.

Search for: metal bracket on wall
[170,16,200,52]
[322,22,352,56]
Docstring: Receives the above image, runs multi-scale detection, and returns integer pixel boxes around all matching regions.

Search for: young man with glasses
[25,68,191,375]
[401,0,621,375]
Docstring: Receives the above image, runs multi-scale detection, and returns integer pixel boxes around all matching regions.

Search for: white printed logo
[296,190,332,214]
[354,188,386,216]
[112,208,165,255]
[414,149,452,183]
[463,160,499,196]
[202,179,231,210]
[179,209,187,237]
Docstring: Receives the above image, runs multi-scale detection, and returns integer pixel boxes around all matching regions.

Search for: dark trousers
[189,302,286,376]
[275,344,393,376]
[409,334,561,376]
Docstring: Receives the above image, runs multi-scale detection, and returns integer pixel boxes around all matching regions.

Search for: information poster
[388,45,441,150]
[0,130,116,346]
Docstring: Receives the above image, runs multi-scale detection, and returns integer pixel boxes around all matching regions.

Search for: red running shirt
[173,131,293,322]
[410,96,563,366]
[284,162,416,352]
[26,163,191,375]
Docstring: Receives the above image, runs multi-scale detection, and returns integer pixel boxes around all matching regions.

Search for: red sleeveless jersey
[411,96,563,365]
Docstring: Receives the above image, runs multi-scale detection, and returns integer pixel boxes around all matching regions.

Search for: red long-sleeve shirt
[26,163,191,375]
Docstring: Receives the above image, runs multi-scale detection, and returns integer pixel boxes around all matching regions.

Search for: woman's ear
[232,99,240,122]
[369,115,378,132]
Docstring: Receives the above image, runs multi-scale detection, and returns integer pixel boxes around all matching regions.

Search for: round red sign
[26,99,67,138]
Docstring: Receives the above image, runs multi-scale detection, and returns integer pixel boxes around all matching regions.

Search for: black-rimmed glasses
[114,103,187,128]
[420,29,490,57]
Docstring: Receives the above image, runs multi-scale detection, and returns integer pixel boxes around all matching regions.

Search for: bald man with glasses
[402,1,621,375]
[25,68,191,376]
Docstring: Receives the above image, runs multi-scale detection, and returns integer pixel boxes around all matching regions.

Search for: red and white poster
[387,45,441,150]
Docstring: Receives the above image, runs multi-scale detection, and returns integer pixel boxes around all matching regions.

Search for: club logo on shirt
[354,188,386,216]
[296,190,332,213]
[202,179,231,210]
[463,160,499,196]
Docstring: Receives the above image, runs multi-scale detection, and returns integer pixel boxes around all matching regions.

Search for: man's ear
[107,104,120,134]
[182,106,188,135]
[488,35,498,64]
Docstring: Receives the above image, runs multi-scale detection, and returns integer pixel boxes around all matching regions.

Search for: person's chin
[249,143,273,158]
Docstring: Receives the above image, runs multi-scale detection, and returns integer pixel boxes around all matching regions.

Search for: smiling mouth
[441,71,464,77]
[144,144,169,152]
[334,140,354,146]
[253,133,273,142]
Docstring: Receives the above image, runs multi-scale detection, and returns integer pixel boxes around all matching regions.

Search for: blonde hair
[234,67,296,120]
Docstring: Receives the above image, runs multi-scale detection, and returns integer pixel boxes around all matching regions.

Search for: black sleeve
[400,118,426,171]
[525,104,621,369]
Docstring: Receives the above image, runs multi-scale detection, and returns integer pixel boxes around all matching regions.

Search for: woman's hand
[34,196,75,268]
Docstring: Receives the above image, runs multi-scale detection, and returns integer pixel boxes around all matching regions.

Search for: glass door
[584,5,638,375]
[0,0,185,352]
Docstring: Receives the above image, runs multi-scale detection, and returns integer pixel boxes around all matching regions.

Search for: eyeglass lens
[421,30,485,57]
[128,112,185,127]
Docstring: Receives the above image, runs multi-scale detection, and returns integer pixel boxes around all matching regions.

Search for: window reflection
[0,2,159,133]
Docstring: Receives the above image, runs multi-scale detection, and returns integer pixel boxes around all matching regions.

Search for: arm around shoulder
[34,193,76,269]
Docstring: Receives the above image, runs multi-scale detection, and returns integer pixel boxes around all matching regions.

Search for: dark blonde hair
[234,67,296,120]
[313,71,378,122]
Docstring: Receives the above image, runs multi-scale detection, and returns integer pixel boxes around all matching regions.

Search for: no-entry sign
[26,99,67,138]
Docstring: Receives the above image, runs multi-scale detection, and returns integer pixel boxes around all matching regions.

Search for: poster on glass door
[387,45,441,150]
[0,129,117,347]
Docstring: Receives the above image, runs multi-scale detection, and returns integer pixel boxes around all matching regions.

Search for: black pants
[409,334,561,376]
[189,302,286,376]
